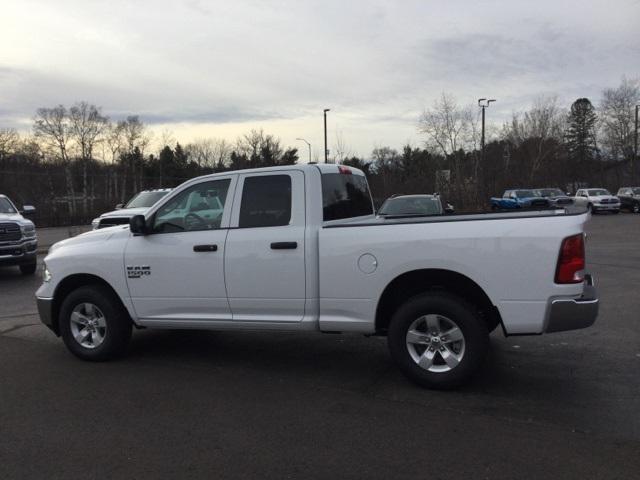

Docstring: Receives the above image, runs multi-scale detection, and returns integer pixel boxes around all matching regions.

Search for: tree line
[0,77,638,226]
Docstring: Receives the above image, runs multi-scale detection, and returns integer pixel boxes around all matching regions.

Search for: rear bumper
[545,274,598,333]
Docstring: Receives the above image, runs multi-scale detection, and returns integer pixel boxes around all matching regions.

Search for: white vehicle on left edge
[91,189,171,229]
[0,194,37,274]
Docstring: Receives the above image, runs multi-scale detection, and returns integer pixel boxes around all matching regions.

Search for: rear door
[224,171,306,322]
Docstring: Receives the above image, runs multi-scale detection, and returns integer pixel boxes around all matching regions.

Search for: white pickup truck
[36,164,598,389]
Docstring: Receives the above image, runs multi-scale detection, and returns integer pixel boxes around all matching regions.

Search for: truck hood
[48,224,129,254]
[99,207,149,218]
[0,212,34,227]
[591,195,618,201]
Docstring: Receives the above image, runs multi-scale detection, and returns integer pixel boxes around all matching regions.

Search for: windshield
[536,189,564,197]
[379,196,443,216]
[514,190,537,198]
[588,189,610,196]
[125,191,170,208]
[0,198,17,214]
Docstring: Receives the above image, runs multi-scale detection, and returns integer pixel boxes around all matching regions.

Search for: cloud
[0,0,638,155]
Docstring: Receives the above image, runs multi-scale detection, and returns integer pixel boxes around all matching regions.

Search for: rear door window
[239,175,292,228]
[321,173,373,221]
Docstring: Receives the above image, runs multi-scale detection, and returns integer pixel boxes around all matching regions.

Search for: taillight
[555,234,585,284]
[338,166,352,175]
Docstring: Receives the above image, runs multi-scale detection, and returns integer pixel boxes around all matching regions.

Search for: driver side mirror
[566,192,571,196]
[130,215,148,236]
[115,203,124,210]
[21,205,36,215]
[444,204,455,214]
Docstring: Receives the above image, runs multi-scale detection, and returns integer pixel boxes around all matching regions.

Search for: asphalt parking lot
[1,214,639,479]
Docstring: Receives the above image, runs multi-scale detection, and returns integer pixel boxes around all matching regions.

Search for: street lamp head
[478,98,486,105]
[324,108,330,113]
[488,99,497,104]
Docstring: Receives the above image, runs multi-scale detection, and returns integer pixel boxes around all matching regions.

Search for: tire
[59,285,132,361]
[587,203,595,214]
[612,209,619,214]
[19,262,37,275]
[387,292,489,390]
[633,204,640,214]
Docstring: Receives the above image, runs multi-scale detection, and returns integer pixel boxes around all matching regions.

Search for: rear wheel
[59,285,132,361]
[387,292,489,389]
[19,262,37,275]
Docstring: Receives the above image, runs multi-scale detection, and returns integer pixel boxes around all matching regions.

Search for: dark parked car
[377,194,454,218]
[616,187,640,213]
[534,188,574,207]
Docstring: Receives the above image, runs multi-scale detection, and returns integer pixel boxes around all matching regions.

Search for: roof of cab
[177,163,366,188]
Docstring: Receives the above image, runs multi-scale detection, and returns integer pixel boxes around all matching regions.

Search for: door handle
[193,244,218,252]
[270,242,297,250]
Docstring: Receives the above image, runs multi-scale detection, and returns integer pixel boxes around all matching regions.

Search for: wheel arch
[51,273,130,335]
[375,269,502,335]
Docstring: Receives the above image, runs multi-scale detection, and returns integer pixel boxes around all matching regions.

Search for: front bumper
[36,296,57,334]
[545,274,598,333]
[0,239,37,266]
[593,204,619,211]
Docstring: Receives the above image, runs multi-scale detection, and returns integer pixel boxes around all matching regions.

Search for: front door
[124,176,236,323]
[224,171,306,322]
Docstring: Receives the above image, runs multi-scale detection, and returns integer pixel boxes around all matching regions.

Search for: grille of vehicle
[98,217,130,228]
[600,198,618,204]
[0,223,21,242]
[529,199,549,207]
[555,198,573,205]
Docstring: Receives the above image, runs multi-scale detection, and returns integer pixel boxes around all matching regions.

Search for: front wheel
[387,292,489,389]
[59,285,132,361]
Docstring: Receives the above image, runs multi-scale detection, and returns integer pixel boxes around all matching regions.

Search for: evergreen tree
[566,98,598,166]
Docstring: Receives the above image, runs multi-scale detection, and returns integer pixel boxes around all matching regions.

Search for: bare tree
[33,105,77,215]
[69,102,108,212]
[0,128,20,157]
[599,77,640,164]
[117,116,151,194]
[502,96,565,181]
[334,130,352,164]
[418,93,471,156]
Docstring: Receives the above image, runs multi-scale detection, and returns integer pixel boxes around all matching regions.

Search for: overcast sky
[1,0,639,158]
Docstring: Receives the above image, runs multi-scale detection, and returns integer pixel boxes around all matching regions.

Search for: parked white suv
[574,188,620,214]
[37,164,598,389]
[91,189,171,229]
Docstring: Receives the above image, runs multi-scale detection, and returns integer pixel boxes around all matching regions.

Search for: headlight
[21,223,36,238]
[42,263,52,282]
[91,218,100,230]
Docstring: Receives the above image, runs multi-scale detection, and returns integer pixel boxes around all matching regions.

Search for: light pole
[478,98,496,153]
[634,104,639,183]
[296,138,312,163]
[323,109,330,163]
